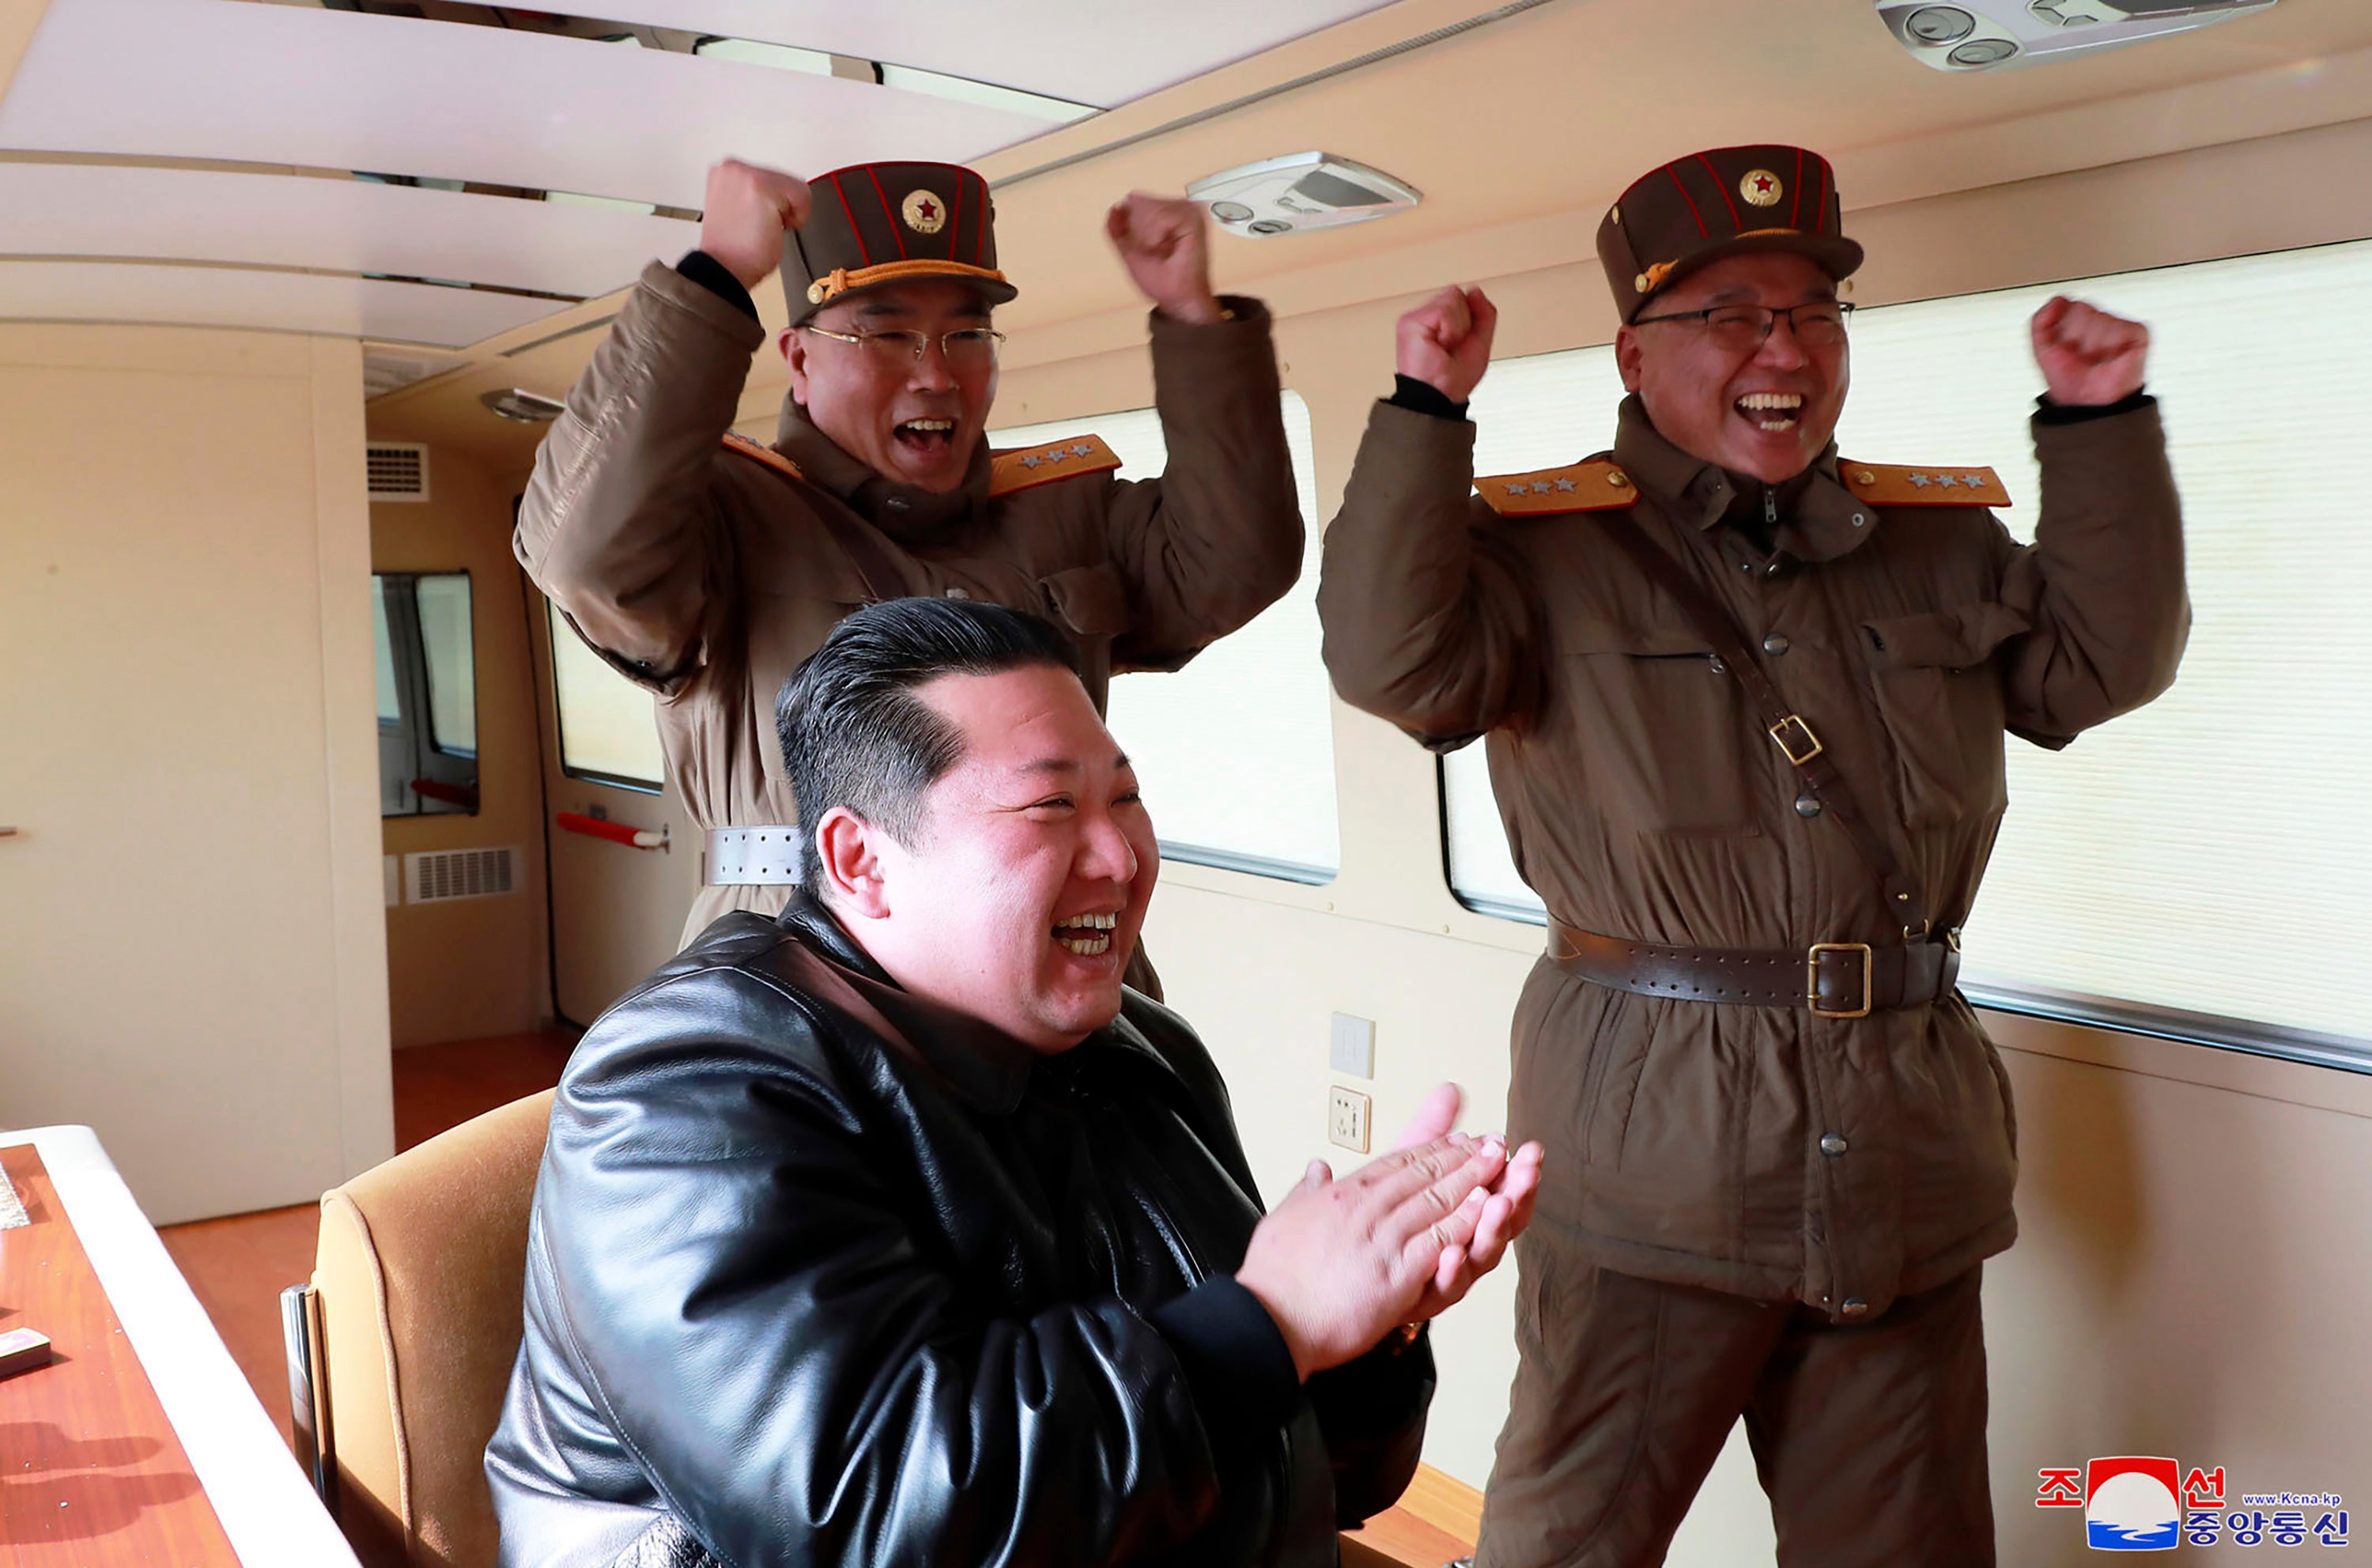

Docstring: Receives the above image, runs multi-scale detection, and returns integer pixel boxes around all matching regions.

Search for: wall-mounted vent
[403,846,520,905]
[368,442,430,502]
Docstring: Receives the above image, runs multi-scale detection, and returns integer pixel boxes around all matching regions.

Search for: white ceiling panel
[0,260,563,347]
[0,0,1071,211]
[577,1,1403,108]
[0,164,696,300]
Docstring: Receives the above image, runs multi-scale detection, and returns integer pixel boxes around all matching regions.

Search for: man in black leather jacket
[486,598,1542,1567]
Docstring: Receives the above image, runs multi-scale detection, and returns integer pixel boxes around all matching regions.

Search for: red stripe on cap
[1665,164,1709,239]
[1694,153,1743,231]
[973,172,990,265]
[1788,147,1804,229]
[949,172,965,264]
[1811,155,1830,233]
[825,174,871,266]
[867,165,908,261]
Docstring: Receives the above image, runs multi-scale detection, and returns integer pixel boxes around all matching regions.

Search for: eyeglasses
[800,324,1007,368]
[1630,300,1855,350]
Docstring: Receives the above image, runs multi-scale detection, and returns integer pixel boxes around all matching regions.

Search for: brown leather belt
[1549,920,1961,1019]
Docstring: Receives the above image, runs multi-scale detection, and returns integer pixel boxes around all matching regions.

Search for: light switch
[1329,1012,1375,1079]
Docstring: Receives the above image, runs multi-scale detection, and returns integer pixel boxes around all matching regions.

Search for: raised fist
[2030,296,2149,408]
[700,158,813,293]
[1105,194,1223,325]
[1396,285,1498,405]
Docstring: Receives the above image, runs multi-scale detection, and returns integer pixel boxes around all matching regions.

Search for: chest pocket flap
[1860,599,2032,827]
[1864,600,2030,669]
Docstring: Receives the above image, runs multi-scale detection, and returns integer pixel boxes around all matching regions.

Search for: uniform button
[1762,633,1791,656]
[1763,561,1783,578]
[1795,793,1822,818]
[1708,656,1727,674]
[1820,1132,1849,1155]
[1841,1298,1869,1317]
[1851,512,1868,528]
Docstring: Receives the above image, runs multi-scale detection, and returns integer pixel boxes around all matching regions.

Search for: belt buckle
[1807,942,1874,1019]
[1769,714,1824,766]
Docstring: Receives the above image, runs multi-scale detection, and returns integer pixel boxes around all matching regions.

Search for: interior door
[523,578,699,1025]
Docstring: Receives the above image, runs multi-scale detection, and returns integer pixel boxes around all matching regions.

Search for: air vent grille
[367,442,430,502]
[403,846,519,904]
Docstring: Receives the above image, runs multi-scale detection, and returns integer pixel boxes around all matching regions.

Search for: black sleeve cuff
[1389,374,1469,422]
[1149,1277,1301,1443]
[675,250,759,322]
[2034,388,2152,425]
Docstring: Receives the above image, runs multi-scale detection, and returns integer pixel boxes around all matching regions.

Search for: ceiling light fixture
[1188,153,1420,239]
[1875,0,2281,72]
[480,388,567,423]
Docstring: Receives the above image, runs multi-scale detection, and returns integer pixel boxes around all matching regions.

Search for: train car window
[1441,238,2372,1063]
[991,393,1339,882]
[416,572,477,758]
[547,599,666,794]
[375,572,478,815]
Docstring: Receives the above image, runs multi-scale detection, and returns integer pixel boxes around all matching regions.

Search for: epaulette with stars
[1840,461,2011,507]
[990,434,1122,498]
[1475,458,1640,516]
[720,430,805,482]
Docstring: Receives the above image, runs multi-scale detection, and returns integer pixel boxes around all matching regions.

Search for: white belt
[704,825,804,886]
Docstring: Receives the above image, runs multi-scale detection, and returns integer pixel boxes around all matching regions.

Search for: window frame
[374,569,478,816]
[546,596,666,796]
[989,391,1339,886]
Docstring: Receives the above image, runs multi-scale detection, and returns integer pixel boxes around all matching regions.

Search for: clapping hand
[1234,1082,1542,1380]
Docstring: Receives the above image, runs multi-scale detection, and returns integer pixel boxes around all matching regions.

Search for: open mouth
[1052,911,1118,958]
[1734,391,1803,433]
[893,418,958,461]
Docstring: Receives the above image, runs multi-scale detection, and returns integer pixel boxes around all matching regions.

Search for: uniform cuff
[2034,388,2152,425]
[675,249,759,321]
[1149,1276,1301,1443]
[1389,374,1469,421]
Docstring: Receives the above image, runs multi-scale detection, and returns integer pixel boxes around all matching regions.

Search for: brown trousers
[1475,1245,1994,1568]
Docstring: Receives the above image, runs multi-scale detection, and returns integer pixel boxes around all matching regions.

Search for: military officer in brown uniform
[1318,145,2189,1566]
[519,157,1301,951]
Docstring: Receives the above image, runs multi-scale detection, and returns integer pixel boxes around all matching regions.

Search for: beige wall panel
[0,0,48,102]
[372,448,551,1048]
[0,322,391,1223]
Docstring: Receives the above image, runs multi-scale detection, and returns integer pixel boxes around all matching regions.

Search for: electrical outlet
[1328,1086,1371,1154]
[1328,1012,1375,1079]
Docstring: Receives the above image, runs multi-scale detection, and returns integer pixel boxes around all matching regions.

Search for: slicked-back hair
[774,598,1082,897]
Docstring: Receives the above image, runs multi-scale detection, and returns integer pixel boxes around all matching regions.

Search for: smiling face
[1615,251,1850,485]
[822,663,1157,1052]
[783,278,999,493]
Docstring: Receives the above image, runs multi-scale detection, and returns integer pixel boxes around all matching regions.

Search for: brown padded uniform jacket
[1317,393,2188,1319]
[518,262,1304,947]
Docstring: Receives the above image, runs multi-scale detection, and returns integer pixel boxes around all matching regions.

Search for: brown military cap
[1596,145,1863,323]
[784,161,1018,323]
